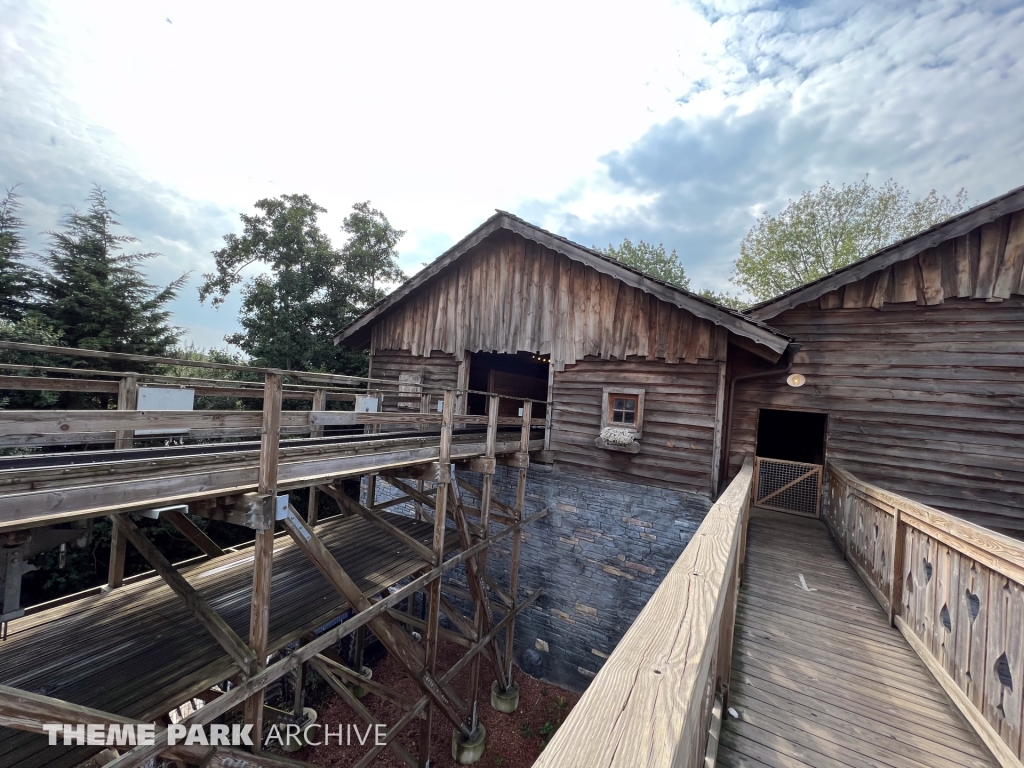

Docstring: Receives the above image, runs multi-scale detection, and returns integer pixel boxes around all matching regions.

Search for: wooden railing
[533,456,753,768]
[825,462,1024,768]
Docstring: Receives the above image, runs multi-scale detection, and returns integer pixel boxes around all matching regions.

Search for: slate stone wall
[364,463,711,692]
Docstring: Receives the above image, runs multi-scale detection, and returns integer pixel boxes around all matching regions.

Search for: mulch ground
[285,639,579,767]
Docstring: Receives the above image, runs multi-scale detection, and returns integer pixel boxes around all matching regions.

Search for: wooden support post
[307,388,327,526]
[114,375,138,450]
[503,400,531,688]
[420,389,455,766]
[107,375,139,589]
[277,504,470,732]
[544,365,554,450]
[292,659,305,718]
[110,515,256,674]
[888,507,904,627]
[710,360,727,498]
[245,371,282,748]
[367,473,377,511]
[161,508,225,559]
[106,522,128,591]
[470,395,501,712]
[415,393,431,519]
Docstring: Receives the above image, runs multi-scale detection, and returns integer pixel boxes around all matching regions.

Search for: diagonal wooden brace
[278,504,473,735]
[111,515,257,675]
[309,657,417,768]
[319,484,437,564]
[448,474,510,690]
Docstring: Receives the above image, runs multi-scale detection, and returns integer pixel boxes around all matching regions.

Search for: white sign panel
[135,387,195,435]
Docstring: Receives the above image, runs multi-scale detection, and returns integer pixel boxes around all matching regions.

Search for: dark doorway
[467,352,548,420]
[755,409,827,465]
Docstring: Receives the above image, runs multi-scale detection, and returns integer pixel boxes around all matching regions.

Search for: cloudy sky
[2,0,1022,348]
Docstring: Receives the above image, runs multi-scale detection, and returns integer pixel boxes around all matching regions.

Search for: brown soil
[287,639,579,767]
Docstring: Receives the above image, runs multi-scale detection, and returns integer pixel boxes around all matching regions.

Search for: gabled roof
[748,184,1024,321]
[335,211,791,357]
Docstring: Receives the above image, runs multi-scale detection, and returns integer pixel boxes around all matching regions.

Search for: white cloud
[2,0,1021,340]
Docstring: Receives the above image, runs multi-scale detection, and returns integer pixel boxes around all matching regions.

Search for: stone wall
[365,463,711,692]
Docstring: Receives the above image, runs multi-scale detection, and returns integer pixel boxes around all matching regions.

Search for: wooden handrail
[824,462,1024,768]
[533,456,753,768]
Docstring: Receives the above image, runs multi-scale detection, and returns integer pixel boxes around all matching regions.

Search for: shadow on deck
[720,511,997,768]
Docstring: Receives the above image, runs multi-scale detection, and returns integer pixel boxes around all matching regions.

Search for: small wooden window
[609,394,639,427]
[601,387,645,437]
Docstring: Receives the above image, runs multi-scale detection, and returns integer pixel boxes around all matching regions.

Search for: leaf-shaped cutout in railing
[906,571,915,594]
[940,604,951,632]
[923,558,933,584]
[995,653,1013,692]
[966,590,981,622]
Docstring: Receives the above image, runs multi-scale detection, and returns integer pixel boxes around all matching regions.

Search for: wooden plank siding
[370,349,459,412]
[551,358,722,496]
[727,296,1024,535]
[369,230,729,372]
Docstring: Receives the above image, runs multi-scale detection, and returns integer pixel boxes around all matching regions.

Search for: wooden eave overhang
[748,184,1024,321]
[334,211,791,359]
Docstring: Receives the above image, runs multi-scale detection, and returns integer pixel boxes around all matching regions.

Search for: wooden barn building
[731,185,1024,536]
[336,212,792,499]
[336,187,1024,689]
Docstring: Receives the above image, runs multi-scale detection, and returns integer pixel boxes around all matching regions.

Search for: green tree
[696,289,750,311]
[601,238,690,289]
[199,195,404,374]
[36,186,185,364]
[0,187,38,321]
[733,177,970,302]
[340,201,406,305]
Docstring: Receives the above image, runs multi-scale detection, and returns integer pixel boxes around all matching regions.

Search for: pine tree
[0,187,38,321]
[37,186,185,366]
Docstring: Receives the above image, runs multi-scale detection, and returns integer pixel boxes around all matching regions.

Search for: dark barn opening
[467,351,549,419]
[755,408,828,465]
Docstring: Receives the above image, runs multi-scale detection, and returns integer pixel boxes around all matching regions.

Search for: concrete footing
[491,680,520,713]
[452,724,487,764]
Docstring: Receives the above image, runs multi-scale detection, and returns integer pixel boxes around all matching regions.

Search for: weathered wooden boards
[824,464,1024,768]
[728,296,1024,533]
[0,431,537,532]
[0,513,448,768]
[368,230,731,371]
[533,457,753,768]
[793,210,1024,312]
[550,358,721,495]
[719,512,1000,768]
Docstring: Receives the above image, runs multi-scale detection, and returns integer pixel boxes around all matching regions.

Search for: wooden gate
[753,456,823,517]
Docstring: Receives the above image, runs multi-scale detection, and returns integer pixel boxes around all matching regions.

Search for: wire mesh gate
[753,456,823,517]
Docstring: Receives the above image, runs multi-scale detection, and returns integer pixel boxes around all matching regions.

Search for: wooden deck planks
[0,512,449,768]
[719,514,999,768]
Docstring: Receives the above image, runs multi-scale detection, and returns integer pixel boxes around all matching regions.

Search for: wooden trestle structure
[0,342,546,768]
[534,458,1023,768]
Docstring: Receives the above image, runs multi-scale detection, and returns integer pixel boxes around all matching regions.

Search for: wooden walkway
[0,511,447,768]
[719,512,999,768]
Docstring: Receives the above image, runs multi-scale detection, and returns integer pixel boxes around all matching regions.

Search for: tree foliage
[696,289,750,311]
[733,177,970,302]
[36,186,185,362]
[0,187,38,321]
[199,195,404,374]
[601,239,690,289]
[340,201,406,304]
